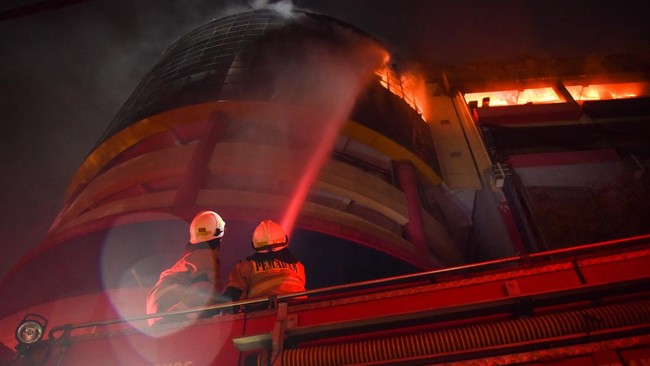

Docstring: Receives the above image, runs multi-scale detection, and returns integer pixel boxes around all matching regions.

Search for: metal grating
[100,9,290,144]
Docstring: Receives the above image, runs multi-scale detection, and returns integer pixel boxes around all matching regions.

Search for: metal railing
[47,233,650,341]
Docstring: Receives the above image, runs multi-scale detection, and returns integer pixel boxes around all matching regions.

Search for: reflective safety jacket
[146,243,221,325]
[226,248,306,300]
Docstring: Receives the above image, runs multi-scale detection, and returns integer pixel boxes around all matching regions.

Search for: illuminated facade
[0,8,467,351]
[1,8,649,365]
[450,55,650,251]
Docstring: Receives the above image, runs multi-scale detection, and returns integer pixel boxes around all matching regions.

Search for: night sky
[0,0,648,280]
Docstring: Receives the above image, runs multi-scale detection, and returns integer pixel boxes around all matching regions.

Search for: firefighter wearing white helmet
[252,219,289,252]
[146,211,226,325]
[189,210,226,243]
[222,220,306,303]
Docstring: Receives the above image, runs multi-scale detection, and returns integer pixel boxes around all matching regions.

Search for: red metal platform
[8,236,650,366]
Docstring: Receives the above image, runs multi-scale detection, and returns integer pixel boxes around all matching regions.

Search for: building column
[174,113,226,207]
[395,160,428,256]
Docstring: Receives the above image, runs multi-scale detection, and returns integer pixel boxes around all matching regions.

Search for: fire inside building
[1,8,649,366]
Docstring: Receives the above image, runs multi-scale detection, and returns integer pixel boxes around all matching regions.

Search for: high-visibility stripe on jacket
[226,248,306,300]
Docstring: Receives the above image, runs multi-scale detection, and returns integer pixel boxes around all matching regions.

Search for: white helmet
[189,211,225,244]
[252,220,288,253]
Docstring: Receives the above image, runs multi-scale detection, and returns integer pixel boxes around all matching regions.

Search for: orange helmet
[252,220,288,252]
[189,211,225,244]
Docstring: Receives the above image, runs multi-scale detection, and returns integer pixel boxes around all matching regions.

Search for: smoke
[0,1,260,280]
[250,0,296,18]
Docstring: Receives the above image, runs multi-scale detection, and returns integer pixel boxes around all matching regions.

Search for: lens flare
[99,213,188,331]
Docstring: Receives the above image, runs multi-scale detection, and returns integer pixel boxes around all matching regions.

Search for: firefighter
[146,210,225,325]
[222,220,306,305]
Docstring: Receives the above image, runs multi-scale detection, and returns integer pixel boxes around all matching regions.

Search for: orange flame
[566,82,648,102]
[375,65,426,120]
[464,87,563,107]
[464,82,649,107]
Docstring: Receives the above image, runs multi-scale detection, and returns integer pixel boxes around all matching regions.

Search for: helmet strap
[207,238,222,250]
[252,236,288,253]
[187,238,221,252]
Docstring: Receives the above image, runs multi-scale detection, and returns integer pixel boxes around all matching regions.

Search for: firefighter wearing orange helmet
[222,220,306,303]
[146,210,226,325]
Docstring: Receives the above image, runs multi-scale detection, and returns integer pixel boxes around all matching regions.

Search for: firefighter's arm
[146,267,191,314]
[224,260,250,300]
[222,286,243,302]
[146,273,193,326]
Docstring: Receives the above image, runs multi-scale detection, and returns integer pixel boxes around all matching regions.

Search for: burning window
[464,87,564,107]
[565,82,650,103]
[375,66,424,118]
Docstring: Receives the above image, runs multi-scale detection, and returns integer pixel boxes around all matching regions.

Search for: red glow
[281,111,348,233]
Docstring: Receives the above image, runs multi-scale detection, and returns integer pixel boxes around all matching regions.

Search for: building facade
[0,8,468,347]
